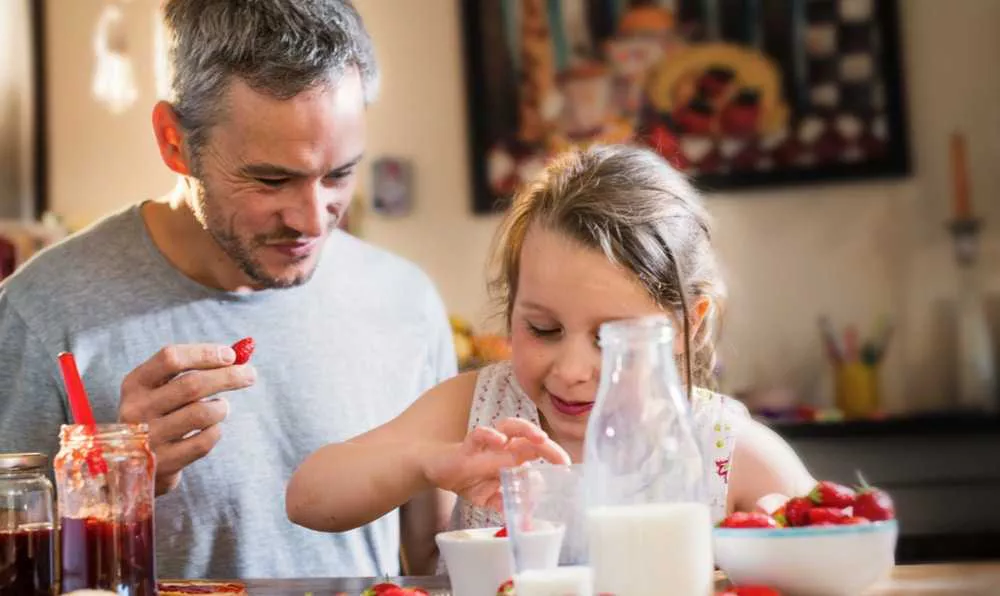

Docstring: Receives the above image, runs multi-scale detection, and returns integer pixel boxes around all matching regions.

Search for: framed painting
[461,0,910,213]
[0,0,47,221]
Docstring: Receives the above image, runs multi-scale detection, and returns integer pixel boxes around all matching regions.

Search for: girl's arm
[727,419,817,514]
[286,371,571,533]
[400,487,456,575]
[286,372,477,532]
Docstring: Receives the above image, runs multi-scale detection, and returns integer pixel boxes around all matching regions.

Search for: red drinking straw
[58,352,96,425]
[57,352,107,474]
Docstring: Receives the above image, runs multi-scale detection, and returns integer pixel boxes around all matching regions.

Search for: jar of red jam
[54,424,156,596]
[0,452,56,596]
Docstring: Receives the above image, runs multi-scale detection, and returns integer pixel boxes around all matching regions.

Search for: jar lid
[0,453,47,471]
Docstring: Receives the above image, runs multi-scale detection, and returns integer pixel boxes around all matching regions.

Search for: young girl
[286,144,814,552]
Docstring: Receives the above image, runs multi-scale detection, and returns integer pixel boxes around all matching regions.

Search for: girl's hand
[422,418,571,512]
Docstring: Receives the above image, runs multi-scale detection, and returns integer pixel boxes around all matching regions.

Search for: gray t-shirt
[0,204,457,579]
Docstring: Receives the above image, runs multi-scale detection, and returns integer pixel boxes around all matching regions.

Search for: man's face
[187,70,367,288]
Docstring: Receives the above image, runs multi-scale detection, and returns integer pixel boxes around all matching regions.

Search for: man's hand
[119,344,255,495]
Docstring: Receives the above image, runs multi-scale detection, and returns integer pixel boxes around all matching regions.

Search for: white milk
[514,522,567,571]
[587,502,713,596]
[514,566,593,596]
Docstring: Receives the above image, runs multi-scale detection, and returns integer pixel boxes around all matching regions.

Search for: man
[0,0,456,580]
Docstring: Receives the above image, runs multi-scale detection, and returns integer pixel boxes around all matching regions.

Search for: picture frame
[460,0,910,214]
[1,0,48,221]
[371,157,414,217]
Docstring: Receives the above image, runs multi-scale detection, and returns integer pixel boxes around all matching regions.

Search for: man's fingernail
[220,346,236,363]
[243,366,257,385]
[208,398,230,421]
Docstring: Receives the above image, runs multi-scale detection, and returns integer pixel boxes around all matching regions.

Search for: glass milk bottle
[583,316,713,596]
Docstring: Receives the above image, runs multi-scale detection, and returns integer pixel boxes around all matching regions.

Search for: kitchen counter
[768,411,1000,439]
[232,563,1000,595]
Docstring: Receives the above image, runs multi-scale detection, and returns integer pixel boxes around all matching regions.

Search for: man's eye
[324,170,354,186]
[257,178,288,188]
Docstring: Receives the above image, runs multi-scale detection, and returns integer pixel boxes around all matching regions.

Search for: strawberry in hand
[231,337,255,365]
[808,481,856,509]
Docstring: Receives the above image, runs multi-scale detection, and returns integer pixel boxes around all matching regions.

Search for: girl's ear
[690,296,712,345]
[672,297,712,356]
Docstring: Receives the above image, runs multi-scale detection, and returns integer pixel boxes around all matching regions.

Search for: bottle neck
[0,468,46,480]
[597,317,687,412]
[601,330,683,389]
[60,423,150,450]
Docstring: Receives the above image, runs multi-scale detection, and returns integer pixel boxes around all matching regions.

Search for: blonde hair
[489,144,726,391]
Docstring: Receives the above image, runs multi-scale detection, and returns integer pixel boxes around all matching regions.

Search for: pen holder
[834,362,880,419]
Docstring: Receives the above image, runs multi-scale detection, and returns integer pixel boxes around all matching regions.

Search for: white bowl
[714,520,898,596]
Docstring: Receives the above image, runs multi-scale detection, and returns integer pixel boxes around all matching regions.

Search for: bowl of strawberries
[714,479,898,596]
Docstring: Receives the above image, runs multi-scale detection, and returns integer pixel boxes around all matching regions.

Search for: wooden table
[236,563,1000,595]
[865,562,1000,595]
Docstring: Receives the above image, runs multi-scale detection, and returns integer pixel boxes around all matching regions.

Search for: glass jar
[583,315,713,596]
[0,453,56,596]
[54,424,156,596]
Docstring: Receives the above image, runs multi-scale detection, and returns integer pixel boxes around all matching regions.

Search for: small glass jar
[0,452,56,596]
[54,424,156,596]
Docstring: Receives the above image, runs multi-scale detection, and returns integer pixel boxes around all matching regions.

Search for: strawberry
[361,583,399,596]
[806,507,850,526]
[854,487,895,521]
[494,526,508,538]
[85,449,109,476]
[783,496,813,527]
[496,579,514,595]
[841,516,871,525]
[718,512,779,529]
[361,584,427,596]
[771,504,787,527]
[231,337,255,365]
[718,587,782,596]
[808,480,856,508]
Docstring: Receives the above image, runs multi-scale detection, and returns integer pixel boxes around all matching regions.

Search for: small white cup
[435,527,512,596]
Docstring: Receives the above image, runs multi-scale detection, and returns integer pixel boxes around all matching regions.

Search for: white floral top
[450,360,748,530]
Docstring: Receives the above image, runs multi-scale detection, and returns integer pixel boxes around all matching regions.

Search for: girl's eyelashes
[527,322,561,339]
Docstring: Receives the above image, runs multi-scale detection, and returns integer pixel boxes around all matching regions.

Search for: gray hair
[162,0,380,163]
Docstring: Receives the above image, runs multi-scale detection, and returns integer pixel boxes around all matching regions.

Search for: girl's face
[509,224,676,450]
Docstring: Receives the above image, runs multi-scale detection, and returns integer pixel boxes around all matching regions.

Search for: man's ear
[152,101,192,176]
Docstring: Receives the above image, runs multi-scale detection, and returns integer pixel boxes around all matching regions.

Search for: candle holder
[948,218,982,265]
[946,216,998,412]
